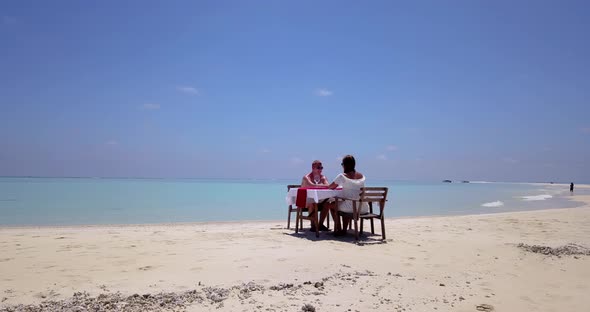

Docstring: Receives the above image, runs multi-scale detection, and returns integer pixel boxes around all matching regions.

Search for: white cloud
[290,157,304,165]
[106,140,118,146]
[177,86,199,95]
[315,88,333,97]
[377,154,387,160]
[386,145,398,151]
[502,157,518,164]
[142,103,160,110]
[260,148,271,153]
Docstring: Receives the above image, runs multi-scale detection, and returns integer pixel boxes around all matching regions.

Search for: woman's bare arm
[301,175,312,187]
[302,174,329,187]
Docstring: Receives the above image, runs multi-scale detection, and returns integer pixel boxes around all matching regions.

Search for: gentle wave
[482,201,504,207]
[521,194,553,201]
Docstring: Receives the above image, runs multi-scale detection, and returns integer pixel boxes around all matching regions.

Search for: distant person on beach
[301,160,332,231]
[570,182,574,193]
[327,155,369,236]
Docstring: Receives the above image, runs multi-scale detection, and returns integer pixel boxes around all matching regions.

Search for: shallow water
[0,177,584,226]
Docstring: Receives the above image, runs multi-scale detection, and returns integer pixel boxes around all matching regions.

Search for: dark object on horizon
[442,180,452,183]
[462,180,470,183]
[570,182,574,193]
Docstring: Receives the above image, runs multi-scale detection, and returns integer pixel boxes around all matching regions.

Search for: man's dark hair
[342,155,356,173]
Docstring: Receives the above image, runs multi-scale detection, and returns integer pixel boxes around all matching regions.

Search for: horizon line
[0,175,580,184]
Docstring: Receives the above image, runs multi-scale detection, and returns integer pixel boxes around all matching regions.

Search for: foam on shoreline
[521,194,553,201]
[481,201,504,207]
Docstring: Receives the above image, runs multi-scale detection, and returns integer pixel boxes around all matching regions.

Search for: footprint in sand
[0,258,13,262]
[138,265,155,271]
[576,283,588,290]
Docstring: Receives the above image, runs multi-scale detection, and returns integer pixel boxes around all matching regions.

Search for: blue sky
[1,1,589,182]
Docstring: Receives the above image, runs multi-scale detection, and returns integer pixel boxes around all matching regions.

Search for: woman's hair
[341,155,356,173]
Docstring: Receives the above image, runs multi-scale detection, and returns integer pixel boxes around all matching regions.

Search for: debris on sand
[0,269,470,312]
[302,303,316,312]
[0,290,204,312]
[476,303,494,311]
[517,243,590,257]
[203,287,229,303]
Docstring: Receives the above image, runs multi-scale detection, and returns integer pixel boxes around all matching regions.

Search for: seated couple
[301,155,368,236]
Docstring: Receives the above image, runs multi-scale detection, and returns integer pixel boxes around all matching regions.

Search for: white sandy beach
[1,187,589,311]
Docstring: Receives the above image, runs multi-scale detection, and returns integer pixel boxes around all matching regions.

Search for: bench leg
[381,217,386,240]
[314,204,319,238]
[353,209,359,241]
[295,208,301,233]
[360,218,364,235]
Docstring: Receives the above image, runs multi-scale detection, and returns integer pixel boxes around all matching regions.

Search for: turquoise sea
[0,177,585,226]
